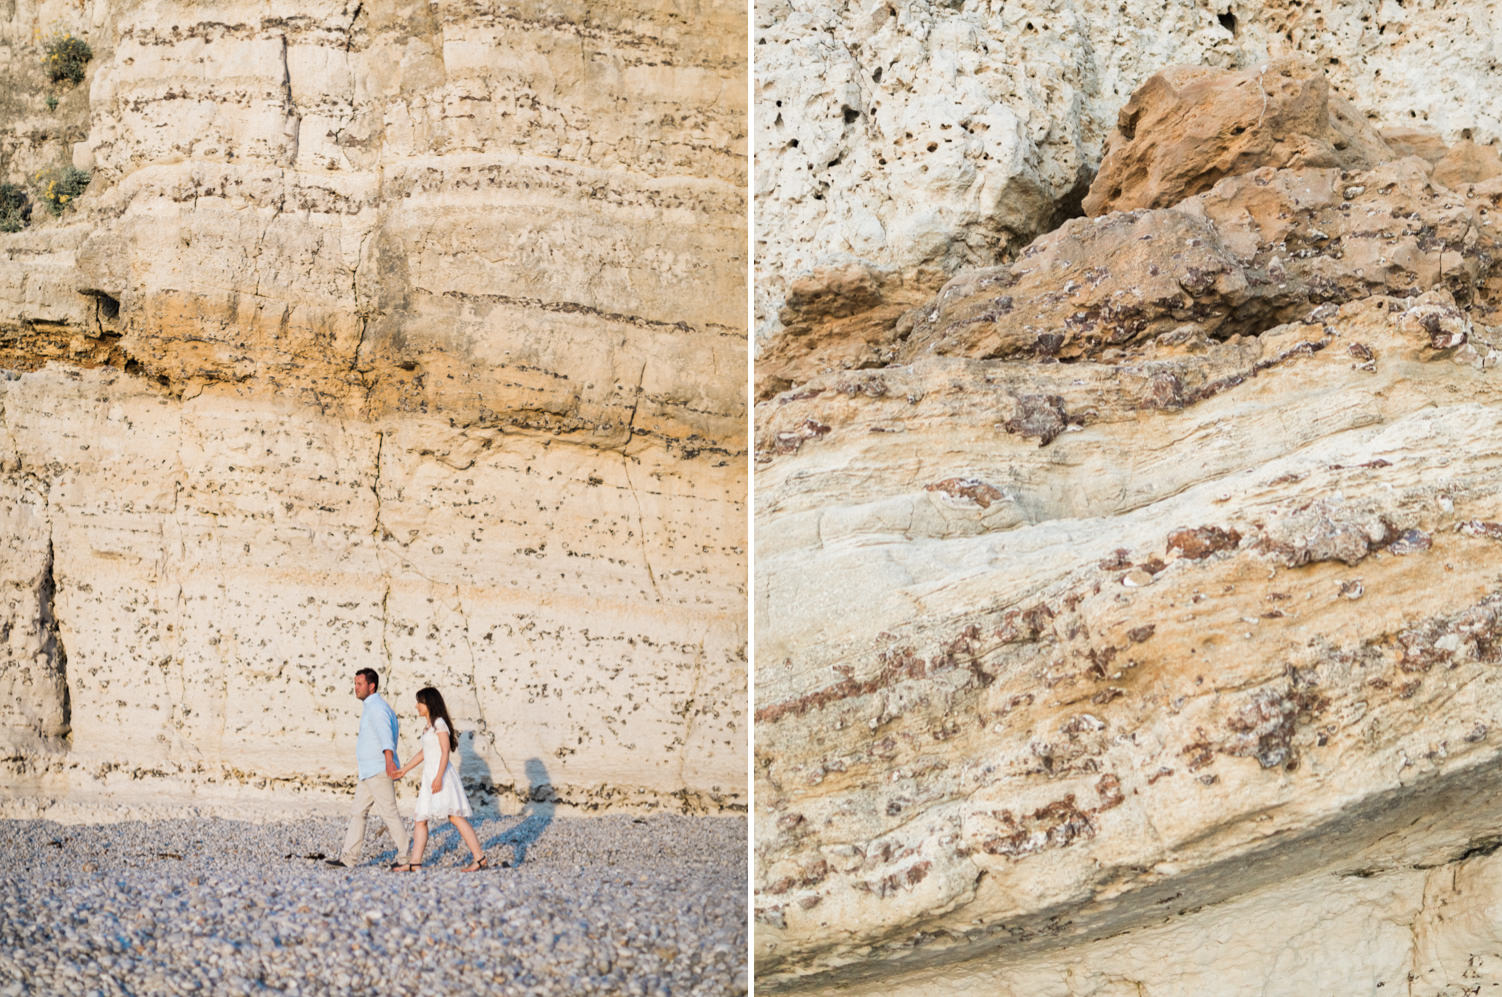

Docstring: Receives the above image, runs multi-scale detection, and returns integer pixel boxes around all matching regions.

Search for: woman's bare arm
[433,733,449,792]
[398,749,423,778]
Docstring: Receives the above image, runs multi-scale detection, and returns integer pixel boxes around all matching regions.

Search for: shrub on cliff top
[0,184,29,232]
[44,33,92,85]
[35,167,90,216]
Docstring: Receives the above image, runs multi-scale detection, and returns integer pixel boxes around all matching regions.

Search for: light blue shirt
[356,692,400,780]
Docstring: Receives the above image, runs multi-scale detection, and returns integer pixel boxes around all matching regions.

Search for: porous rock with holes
[754,53,1502,994]
[755,0,1502,390]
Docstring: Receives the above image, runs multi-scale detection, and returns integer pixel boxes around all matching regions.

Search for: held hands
[386,760,400,779]
[396,750,423,780]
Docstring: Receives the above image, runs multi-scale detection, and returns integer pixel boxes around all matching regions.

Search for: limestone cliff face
[754,0,1502,390]
[754,52,1502,996]
[0,0,747,814]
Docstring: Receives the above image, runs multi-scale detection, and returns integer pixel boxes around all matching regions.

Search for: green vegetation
[43,33,92,86]
[0,184,29,232]
[35,166,90,215]
[45,95,58,112]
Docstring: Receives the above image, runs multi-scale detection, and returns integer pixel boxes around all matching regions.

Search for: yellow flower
[60,195,69,203]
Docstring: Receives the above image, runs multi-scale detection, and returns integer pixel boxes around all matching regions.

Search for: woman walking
[392,686,488,871]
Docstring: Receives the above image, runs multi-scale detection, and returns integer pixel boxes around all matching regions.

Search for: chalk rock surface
[0,0,746,815]
[755,0,1502,358]
[754,60,1502,990]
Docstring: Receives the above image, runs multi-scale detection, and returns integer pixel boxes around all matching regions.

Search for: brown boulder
[1083,59,1393,216]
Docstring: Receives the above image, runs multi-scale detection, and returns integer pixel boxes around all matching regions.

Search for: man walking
[327,667,410,869]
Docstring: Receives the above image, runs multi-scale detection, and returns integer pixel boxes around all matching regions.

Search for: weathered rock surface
[0,0,747,815]
[754,263,937,400]
[901,157,1501,364]
[764,147,1502,404]
[764,777,1502,995]
[1081,58,1393,216]
[755,0,1502,355]
[754,60,1502,991]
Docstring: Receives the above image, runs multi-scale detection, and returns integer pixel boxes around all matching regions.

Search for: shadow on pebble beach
[376,755,556,868]
[482,757,558,867]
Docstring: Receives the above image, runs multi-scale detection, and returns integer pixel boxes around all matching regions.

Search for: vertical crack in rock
[622,455,661,601]
[623,360,647,451]
[576,0,591,67]
[252,186,288,302]
[0,392,19,475]
[676,630,708,794]
[377,580,394,686]
[278,34,300,166]
[37,535,70,743]
[1408,881,1428,987]
[330,4,368,184]
[176,481,197,750]
[343,3,363,55]
[350,303,369,376]
[620,361,660,598]
[164,425,193,740]
[369,430,396,679]
[349,225,379,414]
[351,305,368,360]
[370,429,388,542]
[84,291,117,339]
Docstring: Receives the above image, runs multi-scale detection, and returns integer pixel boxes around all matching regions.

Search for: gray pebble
[0,814,745,996]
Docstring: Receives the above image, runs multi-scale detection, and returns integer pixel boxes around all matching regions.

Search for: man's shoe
[325,859,351,868]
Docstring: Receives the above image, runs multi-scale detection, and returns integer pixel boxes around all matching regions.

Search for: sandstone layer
[764,775,1502,995]
[754,62,1502,990]
[1,0,747,816]
[754,0,1502,376]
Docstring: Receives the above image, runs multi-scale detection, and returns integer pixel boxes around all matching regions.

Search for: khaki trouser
[340,773,410,866]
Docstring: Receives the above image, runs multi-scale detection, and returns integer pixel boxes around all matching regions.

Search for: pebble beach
[0,812,747,996]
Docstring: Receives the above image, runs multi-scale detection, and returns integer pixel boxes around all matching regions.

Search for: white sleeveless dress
[413,718,472,821]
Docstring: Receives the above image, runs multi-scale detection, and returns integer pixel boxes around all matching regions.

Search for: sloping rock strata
[754,60,1502,989]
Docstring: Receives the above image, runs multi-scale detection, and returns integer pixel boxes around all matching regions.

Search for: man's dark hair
[356,667,379,691]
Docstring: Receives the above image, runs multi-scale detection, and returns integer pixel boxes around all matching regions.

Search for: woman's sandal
[462,856,488,872]
[390,863,423,872]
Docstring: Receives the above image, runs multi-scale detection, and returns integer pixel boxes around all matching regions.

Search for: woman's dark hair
[416,686,459,751]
